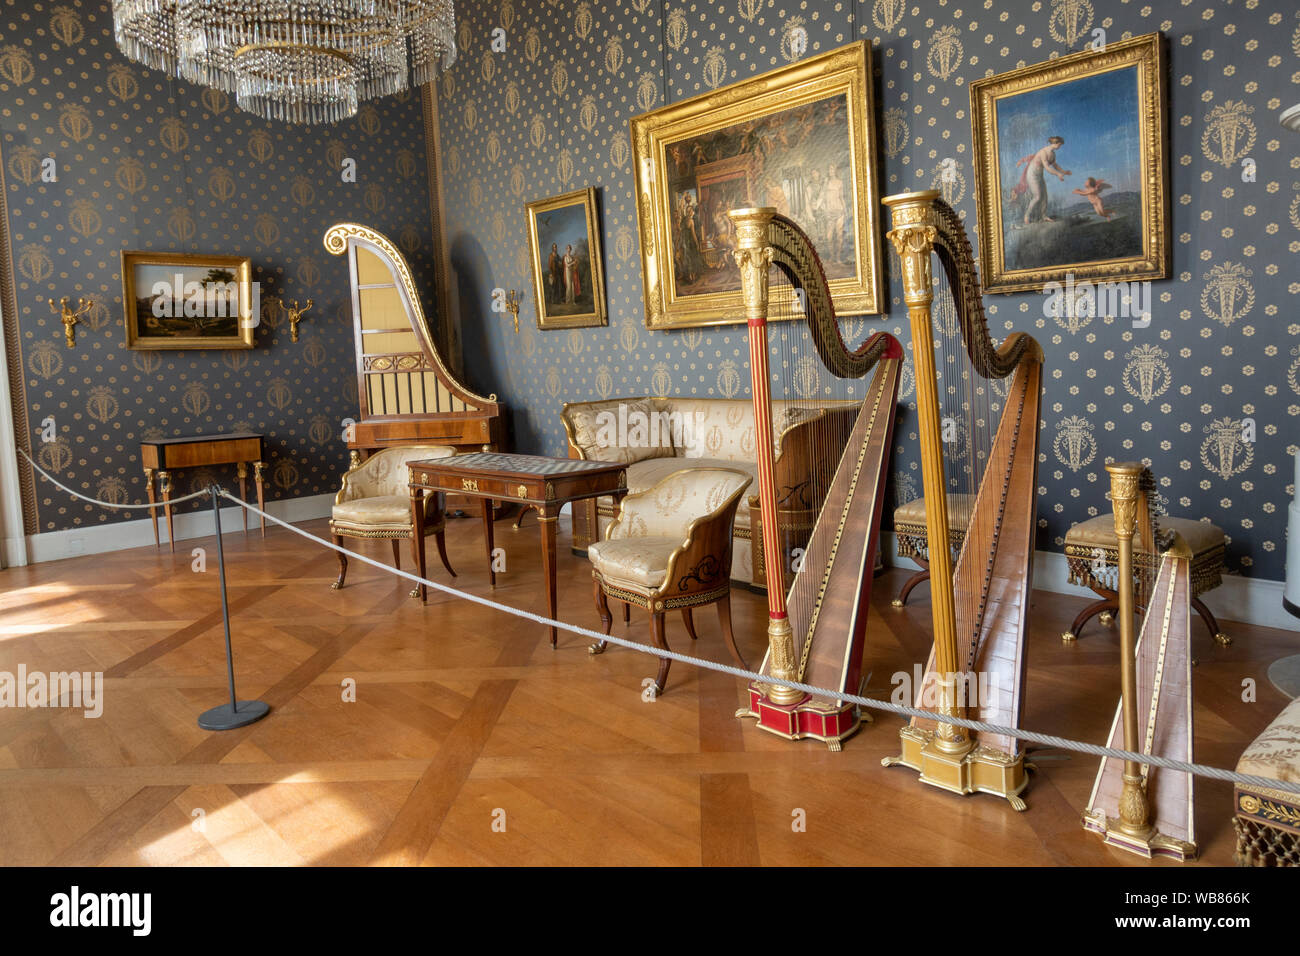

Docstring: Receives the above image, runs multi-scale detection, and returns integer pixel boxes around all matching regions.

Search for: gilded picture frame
[630,41,883,330]
[525,186,608,330]
[121,251,256,349]
[969,33,1169,295]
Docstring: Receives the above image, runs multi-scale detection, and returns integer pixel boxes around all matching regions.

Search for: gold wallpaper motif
[0,1,442,533]
[434,0,1299,579]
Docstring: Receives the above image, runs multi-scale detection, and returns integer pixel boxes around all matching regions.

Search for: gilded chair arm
[604,467,751,598]
[657,480,750,600]
[334,454,386,505]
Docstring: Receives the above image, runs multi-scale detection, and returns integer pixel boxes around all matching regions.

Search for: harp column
[1107,461,1153,839]
[732,207,802,706]
[883,195,968,753]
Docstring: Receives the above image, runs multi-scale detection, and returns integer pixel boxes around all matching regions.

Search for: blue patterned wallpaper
[0,1,442,533]
[434,0,1300,580]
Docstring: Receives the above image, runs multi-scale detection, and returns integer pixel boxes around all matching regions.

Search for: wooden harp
[1083,462,1196,860]
[880,190,1043,809]
[729,207,903,751]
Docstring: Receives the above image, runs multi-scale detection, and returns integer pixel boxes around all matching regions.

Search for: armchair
[588,468,752,696]
[330,445,458,595]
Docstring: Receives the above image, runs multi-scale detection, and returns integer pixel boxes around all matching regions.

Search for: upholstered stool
[891,494,975,607]
[1233,696,1300,866]
[589,468,752,696]
[1063,515,1230,645]
[331,445,458,596]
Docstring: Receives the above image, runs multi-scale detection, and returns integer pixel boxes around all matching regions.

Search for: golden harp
[880,190,1043,809]
[1083,462,1196,860]
[729,207,903,751]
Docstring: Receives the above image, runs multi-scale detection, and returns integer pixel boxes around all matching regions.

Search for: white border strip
[881,532,1298,633]
[24,492,336,562]
[14,502,1296,633]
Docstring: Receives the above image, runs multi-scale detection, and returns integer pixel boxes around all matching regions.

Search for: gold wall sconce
[51,296,92,347]
[504,289,521,333]
[285,298,313,343]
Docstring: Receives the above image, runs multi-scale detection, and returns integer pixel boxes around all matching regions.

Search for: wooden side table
[140,433,266,550]
[407,452,627,646]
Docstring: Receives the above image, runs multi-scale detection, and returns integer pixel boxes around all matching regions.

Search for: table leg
[236,461,249,533]
[158,470,174,552]
[410,484,428,603]
[482,498,496,587]
[539,509,558,648]
[144,467,159,548]
[253,461,266,536]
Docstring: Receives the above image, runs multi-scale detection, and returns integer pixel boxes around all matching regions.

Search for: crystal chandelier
[111,1,456,124]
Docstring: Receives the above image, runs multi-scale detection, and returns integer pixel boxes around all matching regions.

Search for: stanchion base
[198,700,270,731]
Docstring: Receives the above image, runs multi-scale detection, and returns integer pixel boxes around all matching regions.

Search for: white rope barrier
[16,446,1300,799]
[220,488,1300,799]
[17,446,211,509]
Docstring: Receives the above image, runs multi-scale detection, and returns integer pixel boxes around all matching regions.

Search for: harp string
[764,216,863,669]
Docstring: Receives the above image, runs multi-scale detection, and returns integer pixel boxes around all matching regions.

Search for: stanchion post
[198,485,270,731]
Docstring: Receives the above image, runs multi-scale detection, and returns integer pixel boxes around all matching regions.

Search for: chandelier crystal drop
[111,0,457,125]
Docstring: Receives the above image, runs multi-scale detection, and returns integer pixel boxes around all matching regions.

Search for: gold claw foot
[588,641,606,655]
[1007,794,1027,812]
[1061,631,1076,643]
[734,707,753,719]
[1099,611,1114,627]
[890,597,904,608]
[881,755,903,768]
[1214,632,1232,647]
[826,739,842,752]
[409,587,422,599]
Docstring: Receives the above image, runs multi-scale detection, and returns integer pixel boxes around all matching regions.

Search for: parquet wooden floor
[0,514,1295,866]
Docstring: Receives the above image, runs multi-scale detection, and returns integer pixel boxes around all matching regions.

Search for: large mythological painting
[970,33,1169,293]
[630,42,882,329]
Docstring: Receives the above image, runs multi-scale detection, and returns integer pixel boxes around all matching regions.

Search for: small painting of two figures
[997,65,1143,273]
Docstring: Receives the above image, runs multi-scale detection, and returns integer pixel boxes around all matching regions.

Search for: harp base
[1081,809,1197,861]
[736,684,869,751]
[882,724,1029,811]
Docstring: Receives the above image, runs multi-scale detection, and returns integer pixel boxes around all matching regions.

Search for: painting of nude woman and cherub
[971,34,1168,294]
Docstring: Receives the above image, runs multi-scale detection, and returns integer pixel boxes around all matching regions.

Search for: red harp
[729,207,903,750]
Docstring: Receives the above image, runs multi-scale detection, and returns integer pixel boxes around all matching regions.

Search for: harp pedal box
[883,725,1029,811]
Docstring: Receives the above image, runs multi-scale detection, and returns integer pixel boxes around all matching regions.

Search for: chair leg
[649,611,671,696]
[717,592,746,669]
[435,530,457,578]
[331,535,348,589]
[391,539,401,570]
[1064,597,1117,643]
[1191,596,1231,646]
[681,607,698,640]
[892,568,930,608]
[589,577,612,655]
[622,601,631,624]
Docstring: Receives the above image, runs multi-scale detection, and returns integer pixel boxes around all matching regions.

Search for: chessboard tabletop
[408,451,626,479]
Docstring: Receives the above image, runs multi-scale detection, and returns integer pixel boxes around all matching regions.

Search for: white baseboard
[881,532,1299,634]
[23,493,335,564]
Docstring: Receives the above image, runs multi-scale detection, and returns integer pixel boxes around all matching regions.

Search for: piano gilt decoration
[324,222,505,467]
[729,205,903,751]
[880,190,1044,809]
[1083,462,1197,861]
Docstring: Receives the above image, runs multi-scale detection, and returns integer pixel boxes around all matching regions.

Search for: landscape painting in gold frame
[630,41,883,330]
[525,186,608,330]
[969,33,1169,295]
[121,251,256,349]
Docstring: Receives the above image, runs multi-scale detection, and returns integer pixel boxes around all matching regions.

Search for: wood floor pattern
[0,515,1295,866]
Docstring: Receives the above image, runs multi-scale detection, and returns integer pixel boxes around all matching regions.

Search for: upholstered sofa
[562,396,859,588]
